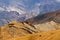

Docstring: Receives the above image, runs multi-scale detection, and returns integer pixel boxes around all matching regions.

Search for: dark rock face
[54,13,60,23]
[25,10,60,25]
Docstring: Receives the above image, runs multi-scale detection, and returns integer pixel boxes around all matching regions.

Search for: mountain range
[25,10,60,25]
[0,10,60,40]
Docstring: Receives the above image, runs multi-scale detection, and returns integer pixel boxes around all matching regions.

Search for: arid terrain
[0,10,60,40]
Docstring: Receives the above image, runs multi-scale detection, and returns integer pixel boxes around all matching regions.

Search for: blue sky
[0,0,40,11]
[0,0,60,14]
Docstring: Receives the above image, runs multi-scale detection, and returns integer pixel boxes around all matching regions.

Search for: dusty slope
[9,29,60,40]
[0,21,60,40]
[0,10,60,40]
[0,21,37,40]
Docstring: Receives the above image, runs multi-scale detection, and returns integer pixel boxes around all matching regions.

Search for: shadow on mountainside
[24,10,60,25]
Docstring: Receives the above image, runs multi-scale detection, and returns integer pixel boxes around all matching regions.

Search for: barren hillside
[0,10,60,40]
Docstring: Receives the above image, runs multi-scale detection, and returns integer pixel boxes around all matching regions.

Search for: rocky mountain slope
[25,10,60,25]
[24,10,60,31]
[0,21,37,40]
[9,29,60,40]
[0,21,60,40]
[0,10,60,40]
